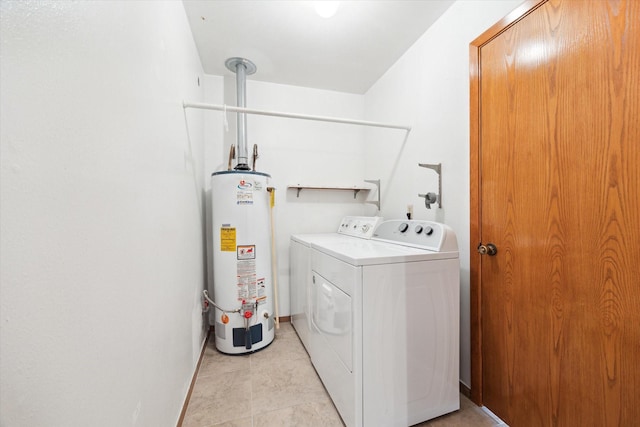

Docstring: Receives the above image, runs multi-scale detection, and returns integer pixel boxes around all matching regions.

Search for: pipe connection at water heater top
[225,57,257,171]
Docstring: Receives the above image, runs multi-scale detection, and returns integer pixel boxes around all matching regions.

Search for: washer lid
[310,237,458,266]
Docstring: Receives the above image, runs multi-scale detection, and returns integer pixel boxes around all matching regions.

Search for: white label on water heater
[237,270,256,300]
[237,179,254,205]
[256,278,267,305]
[237,191,253,205]
[237,245,257,301]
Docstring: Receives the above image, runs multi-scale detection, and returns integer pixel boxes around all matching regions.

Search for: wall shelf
[287,180,381,210]
[287,185,370,199]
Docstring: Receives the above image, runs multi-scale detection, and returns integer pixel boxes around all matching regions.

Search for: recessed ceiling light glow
[314,1,340,18]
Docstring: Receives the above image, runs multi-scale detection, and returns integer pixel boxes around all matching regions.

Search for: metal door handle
[477,243,498,256]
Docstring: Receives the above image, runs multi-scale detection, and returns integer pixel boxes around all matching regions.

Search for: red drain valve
[244,311,253,319]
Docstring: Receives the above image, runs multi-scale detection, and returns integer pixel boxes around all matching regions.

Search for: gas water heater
[208,57,275,354]
[210,170,275,354]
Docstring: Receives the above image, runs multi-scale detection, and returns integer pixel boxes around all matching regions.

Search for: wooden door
[470,0,640,426]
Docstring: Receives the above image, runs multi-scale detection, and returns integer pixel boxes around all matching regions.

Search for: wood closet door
[472,0,640,425]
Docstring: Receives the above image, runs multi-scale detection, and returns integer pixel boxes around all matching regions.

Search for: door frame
[468,0,546,406]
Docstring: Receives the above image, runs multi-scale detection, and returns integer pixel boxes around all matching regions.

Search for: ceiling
[182,1,455,94]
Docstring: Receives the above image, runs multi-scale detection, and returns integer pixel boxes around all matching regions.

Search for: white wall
[364,0,523,387]
[203,77,373,319]
[0,1,208,426]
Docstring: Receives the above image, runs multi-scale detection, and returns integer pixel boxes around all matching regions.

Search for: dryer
[290,216,382,354]
[292,219,459,427]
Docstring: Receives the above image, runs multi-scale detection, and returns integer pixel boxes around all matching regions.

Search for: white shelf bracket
[364,179,381,211]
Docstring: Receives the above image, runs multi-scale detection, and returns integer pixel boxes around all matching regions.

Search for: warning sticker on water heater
[220,227,236,252]
[237,247,257,301]
[237,245,255,260]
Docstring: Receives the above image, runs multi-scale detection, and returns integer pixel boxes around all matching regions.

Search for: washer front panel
[290,218,460,427]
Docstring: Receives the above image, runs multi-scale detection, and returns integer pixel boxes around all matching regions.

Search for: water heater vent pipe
[225,57,256,171]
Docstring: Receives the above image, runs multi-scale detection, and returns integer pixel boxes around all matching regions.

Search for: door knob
[477,243,498,256]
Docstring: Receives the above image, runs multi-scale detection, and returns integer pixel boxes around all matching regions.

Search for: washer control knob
[415,225,423,234]
[398,223,409,233]
[424,226,434,236]
[362,224,371,233]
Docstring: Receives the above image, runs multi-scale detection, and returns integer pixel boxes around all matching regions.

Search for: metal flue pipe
[225,57,256,171]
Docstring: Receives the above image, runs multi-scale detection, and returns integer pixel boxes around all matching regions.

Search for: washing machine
[292,219,460,427]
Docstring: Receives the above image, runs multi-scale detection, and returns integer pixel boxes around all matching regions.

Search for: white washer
[291,219,459,427]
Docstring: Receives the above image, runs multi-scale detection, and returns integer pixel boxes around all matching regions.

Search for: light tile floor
[182,322,503,427]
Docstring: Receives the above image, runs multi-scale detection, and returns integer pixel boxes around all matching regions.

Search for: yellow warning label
[220,227,236,252]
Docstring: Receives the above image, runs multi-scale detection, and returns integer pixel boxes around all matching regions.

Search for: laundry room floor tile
[182,369,252,427]
[251,355,329,415]
[253,399,344,427]
[181,322,503,427]
[197,344,251,378]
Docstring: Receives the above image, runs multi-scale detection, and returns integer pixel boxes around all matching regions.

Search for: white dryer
[292,219,460,427]
[290,216,382,354]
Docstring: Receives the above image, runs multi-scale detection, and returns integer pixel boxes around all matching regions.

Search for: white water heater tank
[210,170,275,354]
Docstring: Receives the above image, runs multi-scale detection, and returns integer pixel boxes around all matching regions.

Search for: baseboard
[176,329,210,427]
[459,381,471,399]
